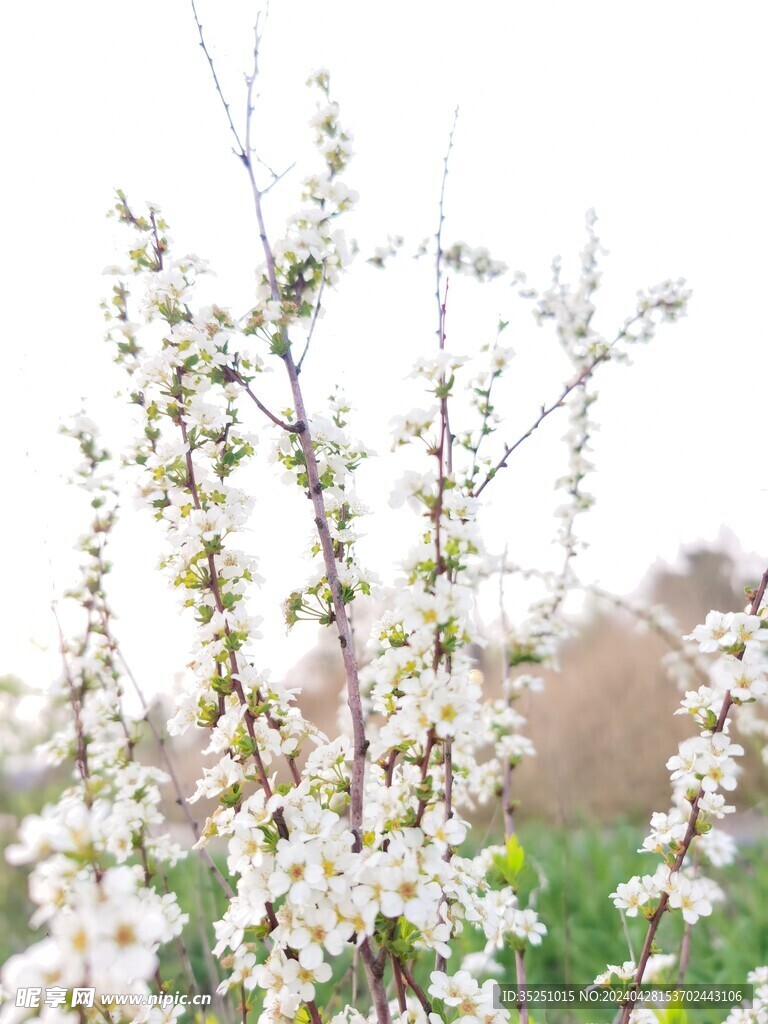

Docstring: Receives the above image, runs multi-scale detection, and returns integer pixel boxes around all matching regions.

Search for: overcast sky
[3,1,767,704]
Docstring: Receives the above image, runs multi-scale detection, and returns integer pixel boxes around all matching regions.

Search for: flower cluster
[1,424,186,1023]
[251,72,357,351]
[441,241,507,282]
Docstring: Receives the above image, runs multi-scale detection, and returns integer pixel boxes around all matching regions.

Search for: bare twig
[619,909,636,965]
[189,0,247,159]
[472,356,604,499]
[471,313,645,500]
[259,158,296,195]
[116,650,235,901]
[296,271,326,373]
[435,107,459,350]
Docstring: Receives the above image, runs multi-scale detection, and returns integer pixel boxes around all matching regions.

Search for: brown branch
[189,17,391,1022]
[281,348,369,845]
[399,961,432,1015]
[390,955,407,1015]
[221,366,301,432]
[236,25,369,852]
[413,731,437,828]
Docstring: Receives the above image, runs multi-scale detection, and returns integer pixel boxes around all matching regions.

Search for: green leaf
[490,834,526,888]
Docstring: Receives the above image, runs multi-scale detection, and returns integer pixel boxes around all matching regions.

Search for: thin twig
[259,159,296,195]
[677,921,693,986]
[296,271,326,373]
[189,0,247,159]
[472,356,603,498]
[619,909,636,965]
[472,313,645,500]
[399,961,432,1015]
[221,365,301,432]
[435,107,459,350]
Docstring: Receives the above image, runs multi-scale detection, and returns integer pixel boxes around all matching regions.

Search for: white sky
[3,1,768,702]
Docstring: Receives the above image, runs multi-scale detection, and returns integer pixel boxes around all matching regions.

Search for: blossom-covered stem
[282,346,369,844]
[430,273,455,974]
[96,682,169,994]
[80,460,189,997]
[473,307,654,499]
[468,342,501,485]
[434,718,453,974]
[618,566,768,1024]
[233,18,370,848]
[173,363,302,794]
[190,18,391,1023]
[174,376,297,801]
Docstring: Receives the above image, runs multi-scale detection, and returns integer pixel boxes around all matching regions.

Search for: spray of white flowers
[5,8,767,1024]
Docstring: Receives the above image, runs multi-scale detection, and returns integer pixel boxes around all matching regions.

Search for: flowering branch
[472,265,690,501]
[611,566,768,1023]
